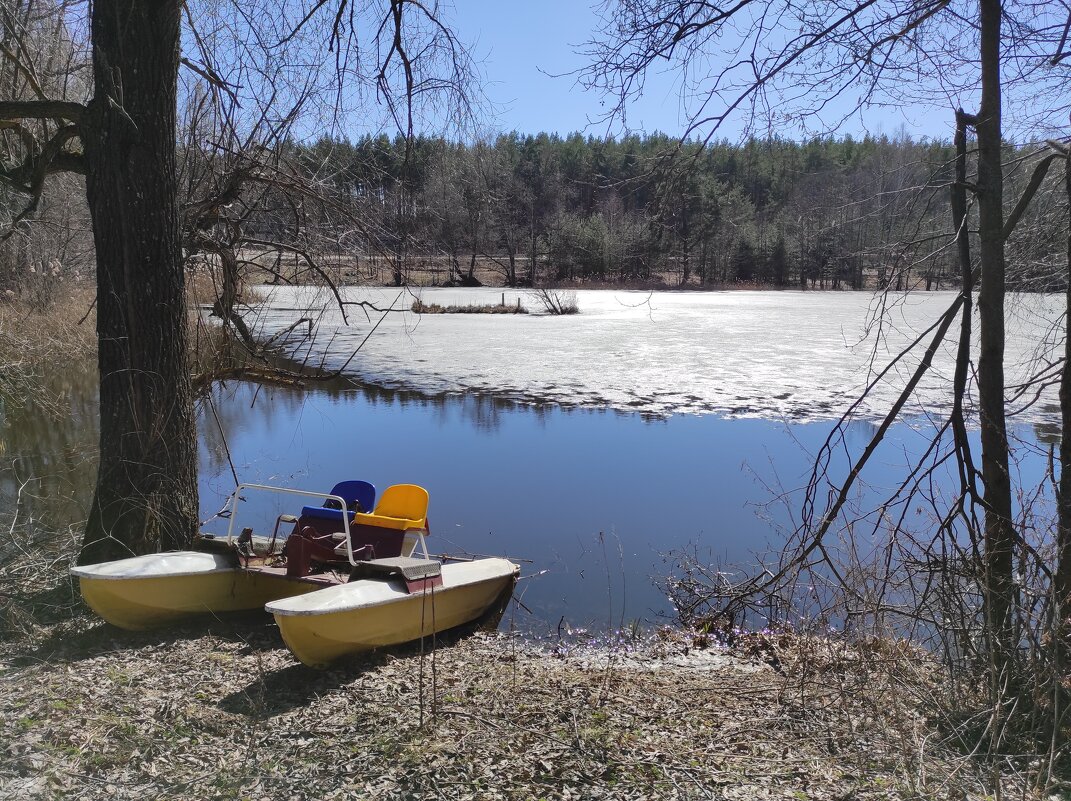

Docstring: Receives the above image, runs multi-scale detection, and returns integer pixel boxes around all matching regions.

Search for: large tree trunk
[78,0,197,564]
[975,0,1015,671]
[1056,154,1071,643]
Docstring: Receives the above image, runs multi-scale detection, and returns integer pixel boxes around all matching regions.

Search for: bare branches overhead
[583,0,1071,141]
[0,0,89,240]
[0,99,83,121]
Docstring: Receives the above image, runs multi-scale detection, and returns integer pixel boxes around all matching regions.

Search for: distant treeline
[4,131,1063,296]
[287,132,1064,290]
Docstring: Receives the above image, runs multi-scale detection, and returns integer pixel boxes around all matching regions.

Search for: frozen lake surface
[250,287,1064,424]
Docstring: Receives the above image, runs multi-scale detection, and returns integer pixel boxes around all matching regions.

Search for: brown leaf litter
[0,613,1021,800]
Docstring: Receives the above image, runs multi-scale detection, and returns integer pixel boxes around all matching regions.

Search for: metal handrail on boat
[223,483,357,565]
[222,482,433,567]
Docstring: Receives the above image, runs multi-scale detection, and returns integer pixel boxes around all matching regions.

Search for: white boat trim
[70,551,239,581]
[267,558,518,617]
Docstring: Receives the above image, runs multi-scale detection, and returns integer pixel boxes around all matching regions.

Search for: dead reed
[411,298,528,315]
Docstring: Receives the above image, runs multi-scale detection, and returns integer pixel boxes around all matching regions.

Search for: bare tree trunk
[529,219,537,285]
[211,246,253,344]
[78,0,197,564]
[392,188,405,286]
[1057,153,1071,635]
[975,0,1015,674]
[950,110,980,509]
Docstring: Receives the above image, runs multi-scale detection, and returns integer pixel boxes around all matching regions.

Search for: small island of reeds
[411,297,528,314]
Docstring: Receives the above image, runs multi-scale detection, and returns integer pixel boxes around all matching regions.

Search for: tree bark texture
[1057,154,1071,628]
[975,0,1016,666]
[950,111,979,505]
[78,0,197,564]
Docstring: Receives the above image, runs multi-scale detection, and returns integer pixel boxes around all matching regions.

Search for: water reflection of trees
[248,348,689,434]
[1030,403,1061,445]
[339,380,600,432]
[0,365,99,541]
[203,363,565,438]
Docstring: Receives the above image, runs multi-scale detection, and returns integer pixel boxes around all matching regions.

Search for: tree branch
[1001,152,1059,241]
[0,99,85,122]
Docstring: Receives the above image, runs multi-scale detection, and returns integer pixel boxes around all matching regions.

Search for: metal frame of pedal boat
[222,482,431,570]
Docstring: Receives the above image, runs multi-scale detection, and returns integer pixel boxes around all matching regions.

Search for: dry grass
[0,283,96,362]
[0,585,1030,801]
[0,285,97,417]
[0,280,265,407]
[185,269,267,310]
[411,299,528,315]
[185,270,222,308]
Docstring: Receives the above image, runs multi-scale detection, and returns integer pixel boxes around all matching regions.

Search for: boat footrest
[350,557,443,593]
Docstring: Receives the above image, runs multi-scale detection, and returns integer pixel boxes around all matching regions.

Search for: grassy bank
[0,567,1029,801]
[0,285,96,415]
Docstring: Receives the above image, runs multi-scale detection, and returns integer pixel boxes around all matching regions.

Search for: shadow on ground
[5,609,286,667]
[217,588,514,717]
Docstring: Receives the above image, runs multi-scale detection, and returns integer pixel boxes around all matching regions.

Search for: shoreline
[0,603,1016,800]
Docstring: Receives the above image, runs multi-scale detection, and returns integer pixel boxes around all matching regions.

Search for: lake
[1,289,1060,634]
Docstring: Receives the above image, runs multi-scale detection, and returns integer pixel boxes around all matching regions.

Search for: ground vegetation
[0,571,1027,800]
[411,298,527,314]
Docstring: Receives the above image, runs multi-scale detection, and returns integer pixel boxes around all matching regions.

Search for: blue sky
[450,1,955,142]
[457,1,686,137]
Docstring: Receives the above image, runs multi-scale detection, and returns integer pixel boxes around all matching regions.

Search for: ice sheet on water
[247,286,1065,424]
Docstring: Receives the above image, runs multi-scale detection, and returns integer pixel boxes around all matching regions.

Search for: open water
[1,289,1060,633]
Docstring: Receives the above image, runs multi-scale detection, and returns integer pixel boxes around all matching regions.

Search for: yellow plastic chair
[355,484,429,532]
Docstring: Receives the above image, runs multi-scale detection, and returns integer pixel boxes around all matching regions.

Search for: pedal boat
[72,482,518,653]
[70,482,364,630]
[268,556,519,667]
[70,549,320,631]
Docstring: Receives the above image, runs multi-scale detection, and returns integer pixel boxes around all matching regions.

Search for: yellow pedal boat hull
[267,558,519,667]
[72,552,317,630]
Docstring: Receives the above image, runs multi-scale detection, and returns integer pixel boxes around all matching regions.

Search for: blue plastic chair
[301,480,376,521]
[328,480,376,514]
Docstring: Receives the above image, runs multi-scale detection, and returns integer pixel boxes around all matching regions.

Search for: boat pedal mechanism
[349,557,443,593]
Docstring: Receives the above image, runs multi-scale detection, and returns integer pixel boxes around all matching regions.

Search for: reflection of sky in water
[199,380,1052,633]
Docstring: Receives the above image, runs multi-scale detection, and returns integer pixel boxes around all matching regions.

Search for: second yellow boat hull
[269,558,519,667]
